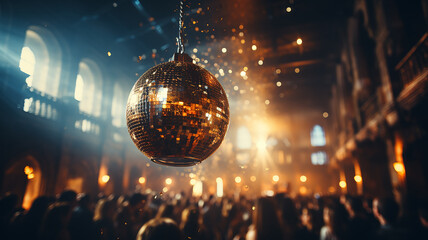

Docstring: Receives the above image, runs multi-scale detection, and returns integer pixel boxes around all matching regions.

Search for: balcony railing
[23,87,61,120]
[396,33,428,88]
[21,86,104,135]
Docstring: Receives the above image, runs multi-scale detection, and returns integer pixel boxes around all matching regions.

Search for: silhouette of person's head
[77,193,91,208]
[253,197,284,240]
[129,193,147,210]
[94,198,116,221]
[345,196,364,217]
[137,218,181,240]
[58,190,77,204]
[156,203,175,219]
[27,196,54,219]
[40,203,72,240]
[373,197,399,226]
[419,205,428,228]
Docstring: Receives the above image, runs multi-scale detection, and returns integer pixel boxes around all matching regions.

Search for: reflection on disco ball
[126,54,230,167]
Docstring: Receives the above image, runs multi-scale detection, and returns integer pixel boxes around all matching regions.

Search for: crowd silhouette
[0,190,427,240]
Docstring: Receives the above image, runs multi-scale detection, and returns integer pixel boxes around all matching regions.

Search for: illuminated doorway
[2,156,42,209]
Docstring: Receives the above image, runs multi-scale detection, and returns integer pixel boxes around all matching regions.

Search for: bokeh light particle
[300,175,307,182]
[101,175,110,183]
[354,175,362,183]
[393,162,405,174]
[296,38,303,45]
[235,176,242,183]
[323,112,329,118]
[139,177,146,184]
[273,175,279,182]
[165,177,172,185]
[339,180,347,188]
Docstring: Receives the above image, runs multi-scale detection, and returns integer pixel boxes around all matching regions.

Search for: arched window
[74,74,84,101]
[19,26,62,97]
[237,126,252,150]
[310,125,326,146]
[111,82,126,127]
[311,151,327,165]
[75,59,102,116]
[19,47,36,86]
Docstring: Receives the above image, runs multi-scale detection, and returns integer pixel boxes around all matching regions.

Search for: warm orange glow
[235,176,242,183]
[354,175,362,183]
[394,136,405,176]
[162,187,168,192]
[190,179,196,185]
[24,166,34,175]
[101,175,110,183]
[299,186,307,195]
[251,45,257,51]
[139,177,146,184]
[250,176,257,182]
[296,38,303,45]
[165,178,172,185]
[339,180,347,188]
[272,175,279,182]
[300,175,307,183]
[393,162,405,174]
[27,173,35,180]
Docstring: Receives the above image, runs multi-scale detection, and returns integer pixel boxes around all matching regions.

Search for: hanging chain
[176,0,185,53]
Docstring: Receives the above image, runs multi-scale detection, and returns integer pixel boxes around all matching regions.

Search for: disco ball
[126,53,230,167]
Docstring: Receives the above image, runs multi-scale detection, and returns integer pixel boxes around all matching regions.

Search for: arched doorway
[2,156,42,209]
